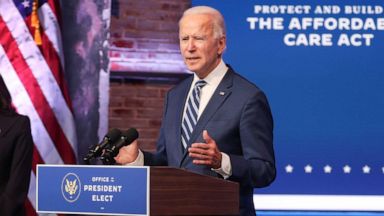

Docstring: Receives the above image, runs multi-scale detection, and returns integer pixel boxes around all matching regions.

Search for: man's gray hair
[180,6,226,39]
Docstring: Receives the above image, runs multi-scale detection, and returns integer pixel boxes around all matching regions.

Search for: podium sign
[37,165,149,215]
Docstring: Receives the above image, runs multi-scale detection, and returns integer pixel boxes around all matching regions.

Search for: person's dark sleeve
[228,91,276,188]
[0,117,33,215]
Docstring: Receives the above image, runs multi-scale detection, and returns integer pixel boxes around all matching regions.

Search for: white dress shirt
[183,60,227,120]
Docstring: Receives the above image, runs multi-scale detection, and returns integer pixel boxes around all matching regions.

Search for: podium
[37,165,239,215]
[150,167,239,215]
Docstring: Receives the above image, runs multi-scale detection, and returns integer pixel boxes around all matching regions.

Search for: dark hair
[0,75,15,113]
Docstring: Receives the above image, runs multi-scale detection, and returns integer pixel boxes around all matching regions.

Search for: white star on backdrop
[304,165,313,173]
[285,164,293,173]
[362,165,371,174]
[324,165,332,173]
[283,164,382,174]
[22,0,30,8]
[343,165,351,174]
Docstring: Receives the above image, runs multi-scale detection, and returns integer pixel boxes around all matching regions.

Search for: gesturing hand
[188,130,222,169]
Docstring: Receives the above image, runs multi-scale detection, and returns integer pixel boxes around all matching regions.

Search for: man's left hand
[188,130,222,169]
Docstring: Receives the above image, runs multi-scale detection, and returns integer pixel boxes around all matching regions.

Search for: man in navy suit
[115,6,276,215]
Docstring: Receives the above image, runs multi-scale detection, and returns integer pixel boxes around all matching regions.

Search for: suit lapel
[174,77,194,158]
[180,70,234,165]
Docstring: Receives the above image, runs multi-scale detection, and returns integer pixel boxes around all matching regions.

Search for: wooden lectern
[150,167,239,215]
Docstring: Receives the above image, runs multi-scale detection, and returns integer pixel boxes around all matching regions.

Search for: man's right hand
[114,140,139,165]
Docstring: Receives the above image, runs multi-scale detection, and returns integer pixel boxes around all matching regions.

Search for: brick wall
[108,0,191,152]
[109,80,175,152]
[109,0,190,73]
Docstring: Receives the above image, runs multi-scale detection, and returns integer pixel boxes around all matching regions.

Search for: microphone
[83,128,122,162]
[101,128,139,164]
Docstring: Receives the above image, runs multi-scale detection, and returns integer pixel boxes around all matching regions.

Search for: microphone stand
[100,151,116,165]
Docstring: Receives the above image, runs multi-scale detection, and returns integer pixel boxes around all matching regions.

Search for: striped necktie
[181,80,207,150]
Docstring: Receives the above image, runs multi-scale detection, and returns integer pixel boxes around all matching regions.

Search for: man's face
[179,14,226,78]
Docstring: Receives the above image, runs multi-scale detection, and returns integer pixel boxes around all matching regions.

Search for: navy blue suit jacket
[143,66,276,215]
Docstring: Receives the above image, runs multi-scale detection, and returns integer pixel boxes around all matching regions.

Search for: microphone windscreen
[122,128,139,144]
[106,128,122,142]
[100,128,139,164]
[84,128,122,162]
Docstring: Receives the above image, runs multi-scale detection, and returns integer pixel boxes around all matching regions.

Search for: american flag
[0,0,77,214]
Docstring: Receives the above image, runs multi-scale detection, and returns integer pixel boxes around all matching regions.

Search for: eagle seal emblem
[61,173,81,202]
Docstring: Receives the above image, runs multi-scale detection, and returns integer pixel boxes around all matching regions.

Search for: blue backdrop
[193,0,384,214]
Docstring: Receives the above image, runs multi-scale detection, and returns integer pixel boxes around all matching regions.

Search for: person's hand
[188,130,222,169]
[114,140,139,165]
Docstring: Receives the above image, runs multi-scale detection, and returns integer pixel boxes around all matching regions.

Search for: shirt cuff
[123,150,144,166]
[211,152,232,179]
